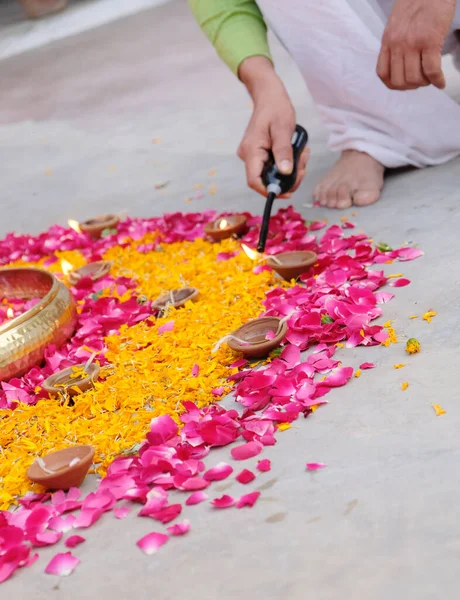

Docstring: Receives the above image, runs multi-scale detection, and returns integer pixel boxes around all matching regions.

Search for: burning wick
[241,244,283,265]
[68,219,82,234]
[218,219,229,230]
[6,307,14,319]
[60,259,73,277]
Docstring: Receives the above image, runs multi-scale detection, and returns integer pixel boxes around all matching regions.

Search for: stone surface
[2,1,460,598]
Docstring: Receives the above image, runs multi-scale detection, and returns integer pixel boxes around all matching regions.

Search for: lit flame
[61,259,73,276]
[241,243,261,261]
[6,307,14,319]
[68,219,81,234]
[218,219,229,230]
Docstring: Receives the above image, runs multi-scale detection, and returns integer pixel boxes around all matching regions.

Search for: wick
[266,254,283,266]
[36,457,55,474]
[69,457,81,467]
[212,334,251,353]
[83,351,98,373]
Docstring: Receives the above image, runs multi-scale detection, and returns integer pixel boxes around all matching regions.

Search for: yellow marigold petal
[277,423,291,432]
[394,364,406,369]
[432,404,446,416]
[354,369,361,378]
[401,382,409,391]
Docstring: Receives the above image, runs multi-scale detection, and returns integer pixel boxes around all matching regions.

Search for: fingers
[377,44,443,90]
[422,49,446,88]
[244,150,269,196]
[404,51,430,87]
[270,120,295,174]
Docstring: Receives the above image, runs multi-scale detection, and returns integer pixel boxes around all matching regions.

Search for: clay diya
[67,261,111,286]
[204,215,247,242]
[152,287,199,311]
[227,316,287,359]
[267,251,317,281]
[27,445,95,490]
[79,214,120,239]
[42,363,100,397]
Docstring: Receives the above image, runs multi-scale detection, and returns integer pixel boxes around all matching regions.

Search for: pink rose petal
[359,362,375,370]
[113,506,131,520]
[389,278,410,287]
[192,363,200,377]
[45,552,80,576]
[136,532,169,555]
[210,495,235,509]
[306,462,327,471]
[166,520,190,536]
[230,441,263,461]
[203,462,234,482]
[236,491,261,508]
[147,414,178,445]
[158,320,174,333]
[236,469,256,484]
[185,491,208,506]
[65,535,85,549]
[257,459,271,472]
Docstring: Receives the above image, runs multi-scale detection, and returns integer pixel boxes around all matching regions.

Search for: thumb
[270,121,294,174]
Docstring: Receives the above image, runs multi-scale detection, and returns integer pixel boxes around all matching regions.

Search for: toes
[313,185,322,205]
[336,184,353,210]
[325,187,338,209]
[353,188,381,206]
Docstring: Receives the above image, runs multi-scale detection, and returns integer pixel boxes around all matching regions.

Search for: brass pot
[0,268,77,382]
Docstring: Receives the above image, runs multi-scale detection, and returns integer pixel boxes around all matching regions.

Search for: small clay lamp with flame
[204,216,247,242]
[241,244,317,281]
[78,214,120,239]
[67,261,111,286]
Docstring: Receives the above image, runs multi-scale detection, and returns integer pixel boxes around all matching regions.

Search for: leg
[18,0,67,19]
[258,0,460,208]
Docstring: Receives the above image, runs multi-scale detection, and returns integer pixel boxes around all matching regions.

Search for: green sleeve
[188,0,273,76]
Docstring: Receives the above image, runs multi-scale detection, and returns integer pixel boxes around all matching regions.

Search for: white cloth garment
[258,0,460,168]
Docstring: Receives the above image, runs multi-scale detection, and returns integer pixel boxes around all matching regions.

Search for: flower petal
[306,462,327,471]
[185,491,208,506]
[203,462,234,482]
[136,532,169,555]
[65,535,86,549]
[389,278,411,287]
[236,491,260,508]
[230,441,263,461]
[256,459,271,472]
[166,520,191,536]
[359,362,375,370]
[45,552,80,576]
[113,506,131,520]
[210,495,235,509]
[236,469,256,484]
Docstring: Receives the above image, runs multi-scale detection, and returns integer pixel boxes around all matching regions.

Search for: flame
[218,219,229,230]
[68,219,81,234]
[61,259,73,276]
[241,243,261,261]
[6,307,14,319]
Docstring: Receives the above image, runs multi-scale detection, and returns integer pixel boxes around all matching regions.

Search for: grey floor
[2,1,460,599]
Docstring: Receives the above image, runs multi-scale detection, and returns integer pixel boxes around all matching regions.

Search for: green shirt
[188,0,272,76]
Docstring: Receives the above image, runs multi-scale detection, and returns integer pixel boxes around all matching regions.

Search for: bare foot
[19,0,67,19]
[313,150,385,209]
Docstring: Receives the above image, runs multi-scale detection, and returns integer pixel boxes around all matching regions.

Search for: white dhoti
[258,0,460,168]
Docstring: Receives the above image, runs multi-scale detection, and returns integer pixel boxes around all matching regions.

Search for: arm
[189,0,309,195]
[188,0,272,76]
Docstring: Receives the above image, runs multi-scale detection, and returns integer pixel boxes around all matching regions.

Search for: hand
[377,0,456,90]
[237,57,309,197]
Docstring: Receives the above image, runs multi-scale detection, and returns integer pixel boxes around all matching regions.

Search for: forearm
[188,0,273,76]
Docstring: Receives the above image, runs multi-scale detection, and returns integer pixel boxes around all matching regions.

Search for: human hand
[377,0,456,90]
[237,57,309,197]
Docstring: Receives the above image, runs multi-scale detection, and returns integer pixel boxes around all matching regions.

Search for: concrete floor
[2,1,460,598]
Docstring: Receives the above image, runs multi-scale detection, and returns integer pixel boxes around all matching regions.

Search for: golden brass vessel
[0,268,77,381]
